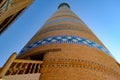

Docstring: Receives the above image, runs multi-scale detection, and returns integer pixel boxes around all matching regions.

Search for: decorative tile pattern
[0,0,12,16]
[19,35,112,57]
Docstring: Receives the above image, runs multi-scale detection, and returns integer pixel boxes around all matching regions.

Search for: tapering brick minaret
[18,3,120,80]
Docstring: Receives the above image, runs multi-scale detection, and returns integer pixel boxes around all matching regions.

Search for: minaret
[17,3,120,80]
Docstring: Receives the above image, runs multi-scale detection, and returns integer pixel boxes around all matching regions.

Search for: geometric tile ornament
[19,35,112,57]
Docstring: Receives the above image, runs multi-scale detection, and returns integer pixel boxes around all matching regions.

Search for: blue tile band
[40,24,94,36]
[19,35,112,57]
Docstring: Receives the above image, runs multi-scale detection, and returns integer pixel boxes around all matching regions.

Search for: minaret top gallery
[6,3,120,80]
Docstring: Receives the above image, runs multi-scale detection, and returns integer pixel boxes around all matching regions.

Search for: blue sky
[0,0,120,67]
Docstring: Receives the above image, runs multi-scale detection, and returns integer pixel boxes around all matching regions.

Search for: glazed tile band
[39,24,95,36]
[45,17,86,26]
[19,35,112,57]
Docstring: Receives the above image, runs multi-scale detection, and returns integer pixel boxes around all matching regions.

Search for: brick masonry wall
[3,73,40,80]
[17,3,120,80]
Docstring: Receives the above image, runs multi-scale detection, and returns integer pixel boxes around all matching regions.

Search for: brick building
[0,0,32,34]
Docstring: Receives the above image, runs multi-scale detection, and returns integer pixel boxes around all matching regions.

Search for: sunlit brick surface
[4,73,40,80]
[18,3,120,80]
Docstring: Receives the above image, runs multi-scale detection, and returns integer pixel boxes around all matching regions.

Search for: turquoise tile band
[19,35,112,57]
